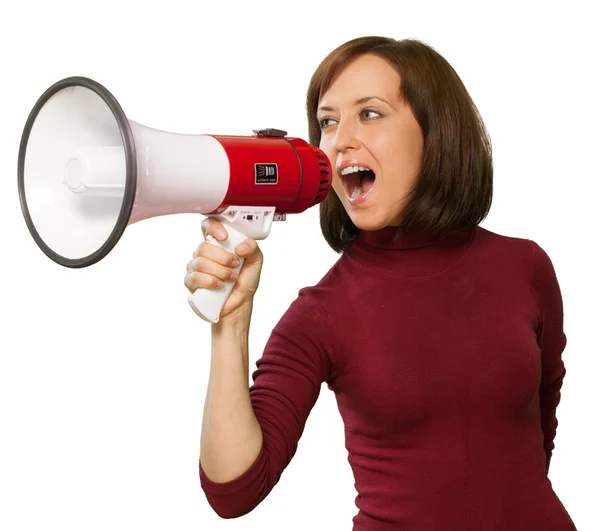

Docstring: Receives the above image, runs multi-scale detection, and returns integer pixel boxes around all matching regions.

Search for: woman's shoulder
[473,226,565,290]
[295,252,353,304]
[474,225,534,248]
[472,225,540,263]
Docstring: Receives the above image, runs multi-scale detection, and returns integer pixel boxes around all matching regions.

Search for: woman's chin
[347,212,389,232]
[344,203,405,232]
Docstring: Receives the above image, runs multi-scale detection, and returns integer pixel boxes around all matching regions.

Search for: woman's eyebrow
[317,96,392,113]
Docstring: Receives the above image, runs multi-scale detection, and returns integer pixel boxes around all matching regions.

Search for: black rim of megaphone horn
[17,76,137,268]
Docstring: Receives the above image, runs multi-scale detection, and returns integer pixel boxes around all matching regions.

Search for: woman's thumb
[234,238,262,264]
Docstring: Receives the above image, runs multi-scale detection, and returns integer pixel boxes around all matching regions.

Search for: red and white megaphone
[18,76,332,323]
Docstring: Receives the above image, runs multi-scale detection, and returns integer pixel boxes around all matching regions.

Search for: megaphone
[18,76,332,323]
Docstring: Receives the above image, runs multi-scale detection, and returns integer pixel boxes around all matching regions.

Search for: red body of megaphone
[18,76,333,323]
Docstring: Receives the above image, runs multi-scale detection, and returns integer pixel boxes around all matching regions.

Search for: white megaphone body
[18,76,332,323]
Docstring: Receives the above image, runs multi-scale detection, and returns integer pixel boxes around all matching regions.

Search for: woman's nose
[333,119,360,153]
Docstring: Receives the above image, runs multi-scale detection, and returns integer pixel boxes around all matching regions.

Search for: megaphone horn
[18,76,333,323]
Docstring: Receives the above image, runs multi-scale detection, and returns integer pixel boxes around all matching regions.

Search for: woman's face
[317,53,424,230]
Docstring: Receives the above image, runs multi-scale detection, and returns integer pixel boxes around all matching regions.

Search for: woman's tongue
[350,172,375,198]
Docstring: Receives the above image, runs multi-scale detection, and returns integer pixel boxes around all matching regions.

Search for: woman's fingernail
[217,229,227,239]
[236,244,248,254]
[232,258,240,267]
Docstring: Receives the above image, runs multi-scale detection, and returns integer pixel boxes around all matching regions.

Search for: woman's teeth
[340,165,371,176]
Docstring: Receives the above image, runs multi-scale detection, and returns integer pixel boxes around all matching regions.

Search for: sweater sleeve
[198,287,334,518]
[529,241,568,474]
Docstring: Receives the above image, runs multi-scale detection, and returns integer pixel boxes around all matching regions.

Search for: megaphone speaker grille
[18,76,137,268]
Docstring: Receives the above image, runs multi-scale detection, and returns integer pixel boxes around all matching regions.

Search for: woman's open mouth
[340,165,376,205]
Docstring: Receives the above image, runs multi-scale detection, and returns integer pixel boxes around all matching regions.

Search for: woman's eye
[318,109,381,130]
[361,109,381,120]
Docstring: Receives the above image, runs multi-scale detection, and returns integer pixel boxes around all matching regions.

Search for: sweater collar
[346,225,478,277]
[357,225,465,250]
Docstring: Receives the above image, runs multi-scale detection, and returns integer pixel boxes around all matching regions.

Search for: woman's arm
[530,241,568,474]
[199,288,334,518]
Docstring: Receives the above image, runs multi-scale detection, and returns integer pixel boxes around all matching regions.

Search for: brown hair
[306,36,493,253]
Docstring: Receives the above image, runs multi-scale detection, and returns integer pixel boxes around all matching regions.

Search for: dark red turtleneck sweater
[199,225,576,530]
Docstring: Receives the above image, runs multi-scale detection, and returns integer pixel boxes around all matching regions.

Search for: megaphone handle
[187,223,248,324]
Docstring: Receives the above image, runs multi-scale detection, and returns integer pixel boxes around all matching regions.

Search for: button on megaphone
[17,76,332,323]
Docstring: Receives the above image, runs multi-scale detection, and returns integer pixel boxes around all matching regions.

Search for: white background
[1,1,598,529]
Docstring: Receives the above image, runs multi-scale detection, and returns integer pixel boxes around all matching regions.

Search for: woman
[184,36,576,530]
